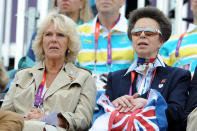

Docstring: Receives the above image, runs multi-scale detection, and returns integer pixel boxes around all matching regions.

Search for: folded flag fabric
[89,89,168,131]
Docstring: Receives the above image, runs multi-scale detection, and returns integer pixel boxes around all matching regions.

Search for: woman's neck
[98,12,120,31]
[44,58,64,74]
[138,53,157,60]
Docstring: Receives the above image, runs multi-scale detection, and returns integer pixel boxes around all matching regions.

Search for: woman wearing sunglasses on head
[105,6,191,131]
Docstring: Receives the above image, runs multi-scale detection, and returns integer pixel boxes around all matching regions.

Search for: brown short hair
[128,6,172,42]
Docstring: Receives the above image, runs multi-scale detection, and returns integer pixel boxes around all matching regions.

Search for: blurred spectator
[0,110,24,131]
[51,0,93,24]
[0,61,9,92]
[159,0,197,75]
[77,0,134,75]
[0,61,24,131]
[77,0,134,122]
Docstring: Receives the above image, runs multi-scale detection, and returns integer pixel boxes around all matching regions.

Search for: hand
[25,108,47,121]
[112,93,147,113]
[112,94,138,112]
[130,98,148,112]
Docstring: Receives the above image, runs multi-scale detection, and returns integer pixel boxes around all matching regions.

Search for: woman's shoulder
[109,69,128,76]
[15,67,32,75]
[166,66,190,72]
[15,63,41,77]
[75,65,92,75]
[65,63,92,78]
[161,66,191,77]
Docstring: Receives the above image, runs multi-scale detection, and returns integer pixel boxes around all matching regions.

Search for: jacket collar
[29,62,85,100]
[90,13,128,34]
[29,62,45,89]
[123,57,168,94]
[124,54,165,76]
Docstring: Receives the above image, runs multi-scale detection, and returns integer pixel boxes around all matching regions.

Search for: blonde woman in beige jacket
[1,12,96,131]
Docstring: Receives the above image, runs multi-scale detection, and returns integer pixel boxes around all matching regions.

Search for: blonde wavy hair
[32,12,81,64]
[51,0,93,23]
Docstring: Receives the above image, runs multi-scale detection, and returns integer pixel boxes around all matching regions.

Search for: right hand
[112,94,138,112]
[25,108,47,121]
[112,93,147,112]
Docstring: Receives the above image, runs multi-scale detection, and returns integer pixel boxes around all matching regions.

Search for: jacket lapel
[119,70,132,96]
[30,63,45,90]
[151,66,169,93]
[44,63,76,100]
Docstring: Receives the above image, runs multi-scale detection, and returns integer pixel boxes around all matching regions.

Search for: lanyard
[94,15,120,72]
[129,71,135,95]
[175,30,187,57]
[129,68,157,96]
[34,72,46,107]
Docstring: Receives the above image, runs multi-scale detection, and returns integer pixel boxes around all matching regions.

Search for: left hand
[112,93,139,112]
[112,95,134,111]
[129,98,148,112]
[25,108,47,121]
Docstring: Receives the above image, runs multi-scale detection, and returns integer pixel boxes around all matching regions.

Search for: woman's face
[57,0,84,15]
[131,18,163,59]
[43,22,69,60]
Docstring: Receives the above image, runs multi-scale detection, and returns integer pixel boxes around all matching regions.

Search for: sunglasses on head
[131,28,162,37]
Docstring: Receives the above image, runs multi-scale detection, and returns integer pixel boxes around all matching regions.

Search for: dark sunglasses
[131,28,162,37]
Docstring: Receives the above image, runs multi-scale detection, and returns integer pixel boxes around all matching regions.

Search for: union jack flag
[90,89,167,131]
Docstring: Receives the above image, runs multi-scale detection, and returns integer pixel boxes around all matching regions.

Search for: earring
[42,54,45,60]
[67,49,70,53]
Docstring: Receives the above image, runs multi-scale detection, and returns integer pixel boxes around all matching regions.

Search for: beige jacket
[1,62,97,131]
